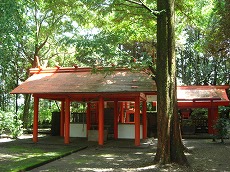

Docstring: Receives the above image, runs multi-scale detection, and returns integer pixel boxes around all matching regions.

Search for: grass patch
[0,142,87,172]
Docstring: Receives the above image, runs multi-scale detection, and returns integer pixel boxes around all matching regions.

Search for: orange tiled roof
[177,85,229,107]
[11,67,157,94]
[177,85,229,101]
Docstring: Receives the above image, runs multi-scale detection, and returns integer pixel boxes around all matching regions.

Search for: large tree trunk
[154,0,188,165]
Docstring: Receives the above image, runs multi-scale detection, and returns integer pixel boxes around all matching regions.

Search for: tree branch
[36,36,49,53]
[125,0,165,16]
[125,0,142,6]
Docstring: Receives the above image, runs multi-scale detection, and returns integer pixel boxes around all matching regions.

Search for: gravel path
[29,138,230,172]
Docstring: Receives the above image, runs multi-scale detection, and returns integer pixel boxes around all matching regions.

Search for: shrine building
[11,66,229,146]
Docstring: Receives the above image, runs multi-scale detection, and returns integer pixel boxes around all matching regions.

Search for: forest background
[0,0,229,137]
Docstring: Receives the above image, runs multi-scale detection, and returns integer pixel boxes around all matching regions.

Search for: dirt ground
[1,135,230,172]
[28,137,230,172]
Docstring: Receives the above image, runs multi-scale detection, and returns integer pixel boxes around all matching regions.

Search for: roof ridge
[29,66,131,75]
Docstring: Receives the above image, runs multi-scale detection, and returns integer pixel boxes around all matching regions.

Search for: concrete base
[88,130,108,141]
[70,123,87,137]
[118,123,143,139]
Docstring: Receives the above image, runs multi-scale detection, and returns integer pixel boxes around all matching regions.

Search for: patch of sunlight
[74,159,89,164]
[120,165,158,172]
[17,134,33,139]
[134,152,143,155]
[117,159,124,162]
[99,154,117,158]
[44,152,60,156]
[146,152,154,156]
[77,168,114,172]
[0,138,14,143]
[187,146,195,150]
[211,168,218,171]
[184,152,192,156]
[125,164,158,171]
[13,151,59,162]
[0,153,15,159]
[106,157,114,160]
[17,134,46,140]
[27,73,53,82]
[14,153,44,161]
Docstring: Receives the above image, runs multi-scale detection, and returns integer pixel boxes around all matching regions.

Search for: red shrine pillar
[121,102,125,123]
[86,102,91,137]
[142,101,147,139]
[60,100,65,137]
[98,96,104,145]
[208,107,218,134]
[114,100,118,139]
[135,97,140,146]
[33,96,39,143]
[64,98,70,144]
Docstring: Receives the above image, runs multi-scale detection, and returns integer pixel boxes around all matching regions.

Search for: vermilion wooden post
[212,107,219,135]
[208,108,212,134]
[64,98,70,144]
[142,101,147,139]
[121,102,124,123]
[118,102,122,122]
[114,100,118,139]
[33,96,39,143]
[135,97,140,146]
[98,96,104,145]
[86,102,91,137]
[60,100,65,137]
[208,107,218,134]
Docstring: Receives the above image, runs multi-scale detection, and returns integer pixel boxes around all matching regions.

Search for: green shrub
[191,108,208,119]
[214,117,230,143]
[0,110,23,138]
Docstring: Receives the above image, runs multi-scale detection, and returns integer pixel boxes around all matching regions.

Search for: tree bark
[22,94,32,128]
[154,0,188,165]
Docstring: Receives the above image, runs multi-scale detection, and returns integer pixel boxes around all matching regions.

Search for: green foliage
[38,100,60,124]
[191,108,208,119]
[214,117,230,143]
[181,118,195,127]
[71,102,87,113]
[176,0,229,86]
[0,110,23,138]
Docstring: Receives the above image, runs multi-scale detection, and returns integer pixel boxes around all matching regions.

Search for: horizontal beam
[33,92,146,102]
[178,101,229,108]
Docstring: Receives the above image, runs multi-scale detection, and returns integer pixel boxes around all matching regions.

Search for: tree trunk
[22,94,32,128]
[154,0,188,165]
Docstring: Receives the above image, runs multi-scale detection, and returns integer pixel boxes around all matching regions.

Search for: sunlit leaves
[176,0,229,86]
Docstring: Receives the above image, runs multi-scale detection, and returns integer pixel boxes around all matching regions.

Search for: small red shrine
[177,85,229,134]
[11,67,157,146]
[11,66,230,146]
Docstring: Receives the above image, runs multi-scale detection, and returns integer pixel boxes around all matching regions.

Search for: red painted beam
[32,93,146,102]
[178,101,229,108]
[178,85,229,90]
